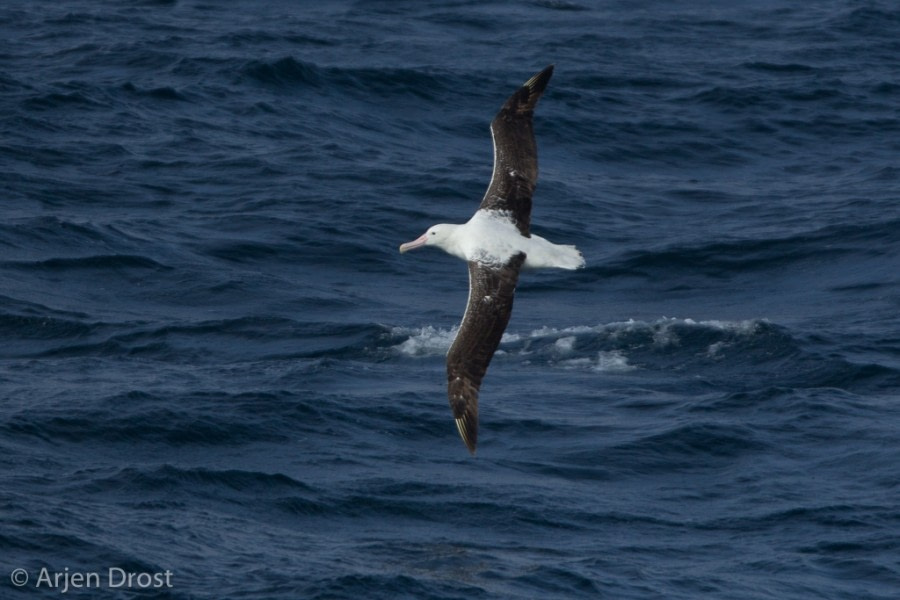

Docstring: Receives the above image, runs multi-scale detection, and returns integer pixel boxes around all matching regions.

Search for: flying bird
[399,65,584,454]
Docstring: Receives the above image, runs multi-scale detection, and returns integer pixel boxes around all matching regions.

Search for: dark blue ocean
[2,1,899,598]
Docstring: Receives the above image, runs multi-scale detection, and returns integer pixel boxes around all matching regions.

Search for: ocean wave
[120,81,188,102]
[0,314,394,361]
[389,317,898,394]
[0,312,97,342]
[832,6,900,37]
[391,317,769,360]
[239,57,453,101]
[1,387,359,457]
[21,88,111,112]
[390,325,459,357]
[586,217,900,280]
[3,392,288,447]
[742,61,818,74]
[521,420,767,483]
[2,254,169,271]
[241,56,323,88]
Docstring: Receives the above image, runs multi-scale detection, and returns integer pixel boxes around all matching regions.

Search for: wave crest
[390,317,770,371]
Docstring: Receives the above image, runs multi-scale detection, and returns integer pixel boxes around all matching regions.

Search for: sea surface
[2,1,899,598]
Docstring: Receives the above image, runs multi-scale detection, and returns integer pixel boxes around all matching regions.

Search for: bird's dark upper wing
[446,253,526,454]
[478,65,554,238]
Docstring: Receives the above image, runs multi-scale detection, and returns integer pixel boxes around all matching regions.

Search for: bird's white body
[400,209,584,270]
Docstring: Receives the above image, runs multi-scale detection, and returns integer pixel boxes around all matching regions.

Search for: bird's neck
[436,224,467,261]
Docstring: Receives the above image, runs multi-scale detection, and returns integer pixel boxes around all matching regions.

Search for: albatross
[399,65,584,454]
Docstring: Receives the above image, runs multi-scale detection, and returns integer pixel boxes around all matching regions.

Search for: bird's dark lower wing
[479,65,554,237]
[446,253,526,454]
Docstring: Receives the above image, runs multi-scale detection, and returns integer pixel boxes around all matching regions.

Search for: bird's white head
[398,224,456,254]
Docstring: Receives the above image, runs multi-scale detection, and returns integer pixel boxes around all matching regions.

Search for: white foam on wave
[560,350,636,373]
[595,350,636,372]
[391,317,767,362]
[390,325,531,357]
[682,317,765,333]
[391,325,458,356]
[512,317,766,343]
[707,340,730,358]
[554,336,577,353]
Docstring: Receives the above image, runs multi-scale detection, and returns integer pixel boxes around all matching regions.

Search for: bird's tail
[554,244,585,270]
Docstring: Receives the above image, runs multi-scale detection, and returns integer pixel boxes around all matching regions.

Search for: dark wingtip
[509,65,554,114]
[524,64,554,95]
[455,415,478,455]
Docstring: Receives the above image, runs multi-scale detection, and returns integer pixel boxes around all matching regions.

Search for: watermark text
[9,567,173,594]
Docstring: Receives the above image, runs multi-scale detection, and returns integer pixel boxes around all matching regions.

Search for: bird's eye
[430,232,436,236]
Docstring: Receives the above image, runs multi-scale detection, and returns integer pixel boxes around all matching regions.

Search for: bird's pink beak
[399,232,429,254]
